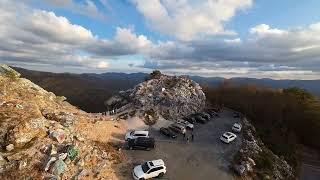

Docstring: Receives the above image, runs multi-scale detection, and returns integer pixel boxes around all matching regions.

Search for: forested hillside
[204,83,320,170]
[13,67,146,112]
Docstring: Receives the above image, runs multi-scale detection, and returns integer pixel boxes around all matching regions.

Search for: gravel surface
[124,109,243,180]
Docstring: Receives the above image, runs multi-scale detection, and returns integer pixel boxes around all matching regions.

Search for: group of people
[182,131,194,142]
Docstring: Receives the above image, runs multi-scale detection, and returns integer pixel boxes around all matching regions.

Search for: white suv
[220,132,237,143]
[232,123,242,133]
[125,130,149,141]
[133,159,166,180]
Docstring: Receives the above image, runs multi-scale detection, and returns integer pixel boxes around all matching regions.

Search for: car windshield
[141,162,150,173]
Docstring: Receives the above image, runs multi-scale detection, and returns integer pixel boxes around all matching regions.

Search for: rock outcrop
[106,74,206,121]
[232,117,294,180]
[0,64,126,179]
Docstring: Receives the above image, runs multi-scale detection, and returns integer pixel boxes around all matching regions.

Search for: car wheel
[158,172,164,178]
[139,178,145,180]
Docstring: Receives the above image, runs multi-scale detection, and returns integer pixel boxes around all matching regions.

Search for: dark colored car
[183,116,196,124]
[160,127,177,138]
[128,137,155,151]
[168,124,186,134]
[210,111,220,117]
[201,113,211,120]
[195,115,206,124]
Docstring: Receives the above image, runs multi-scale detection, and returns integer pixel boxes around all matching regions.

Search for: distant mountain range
[191,76,320,97]
[13,67,320,112]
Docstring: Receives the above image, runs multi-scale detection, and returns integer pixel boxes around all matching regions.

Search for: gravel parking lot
[124,109,243,180]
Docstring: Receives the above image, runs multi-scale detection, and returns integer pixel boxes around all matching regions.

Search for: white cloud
[224,38,241,44]
[2,1,320,79]
[250,24,287,36]
[131,0,252,40]
[26,10,95,44]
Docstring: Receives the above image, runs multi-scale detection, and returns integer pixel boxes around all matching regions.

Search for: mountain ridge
[12,66,320,113]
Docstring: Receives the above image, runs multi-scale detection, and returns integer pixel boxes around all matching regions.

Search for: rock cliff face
[106,74,206,121]
[232,117,294,180]
[0,64,126,179]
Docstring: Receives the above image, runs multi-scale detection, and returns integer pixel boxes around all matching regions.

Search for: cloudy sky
[1,0,320,79]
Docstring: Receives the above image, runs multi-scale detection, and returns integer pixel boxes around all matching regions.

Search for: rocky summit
[0,64,128,179]
[106,73,206,122]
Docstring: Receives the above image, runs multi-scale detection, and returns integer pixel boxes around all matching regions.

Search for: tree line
[204,81,320,168]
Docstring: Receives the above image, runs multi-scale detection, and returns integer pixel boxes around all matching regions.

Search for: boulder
[106,74,206,121]
[8,117,47,147]
[6,144,14,152]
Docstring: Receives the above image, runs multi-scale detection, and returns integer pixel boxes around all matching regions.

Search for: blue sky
[1,0,320,79]
[37,0,320,41]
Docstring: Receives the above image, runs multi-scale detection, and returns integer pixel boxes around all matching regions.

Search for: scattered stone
[0,154,7,167]
[75,169,89,179]
[76,159,84,167]
[75,134,85,142]
[51,129,66,144]
[248,157,256,166]
[42,110,76,127]
[58,153,68,160]
[15,104,24,109]
[233,164,246,175]
[67,146,78,161]
[50,144,58,155]
[18,159,28,170]
[45,157,57,172]
[52,159,67,176]
[64,158,71,165]
[6,144,14,152]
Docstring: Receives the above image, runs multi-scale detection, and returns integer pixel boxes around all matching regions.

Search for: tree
[146,70,162,80]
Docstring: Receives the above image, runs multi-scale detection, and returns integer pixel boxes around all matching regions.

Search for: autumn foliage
[204,82,320,168]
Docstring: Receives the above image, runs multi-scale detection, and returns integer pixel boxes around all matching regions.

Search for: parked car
[177,120,194,130]
[195,115,206,124]
[220,132,237,143]
[183,116,196,124]
[160,127,177,138]
[169,123,186,134]
[207,110,219,117]
[125,130,149,141]
[232,123,242,133]
[201,113,211,120]
[128,137,155,151]
[133,159,167,180]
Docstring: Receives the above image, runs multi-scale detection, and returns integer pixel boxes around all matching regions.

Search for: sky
[1,0,320,79]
